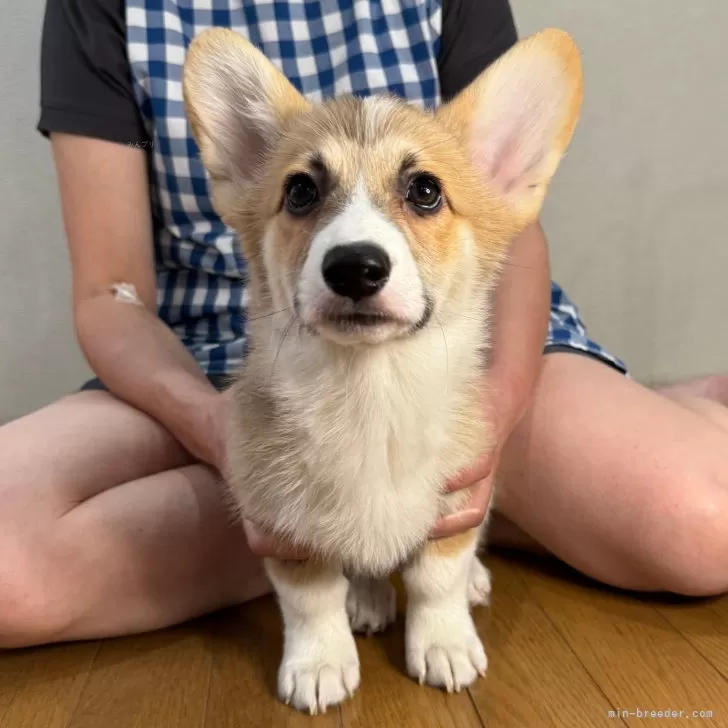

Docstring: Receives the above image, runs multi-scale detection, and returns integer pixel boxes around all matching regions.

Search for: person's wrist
[486,369,532,447]
[194,389,231,471]
[210,388,234,473]
[155,374,227,468]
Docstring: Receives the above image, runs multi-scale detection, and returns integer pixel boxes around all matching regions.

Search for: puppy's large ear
[183,28,311,213]
[437,28,583,226]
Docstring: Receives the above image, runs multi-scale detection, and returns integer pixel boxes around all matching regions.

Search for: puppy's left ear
[437,28,583,226]
[183,28,311,214]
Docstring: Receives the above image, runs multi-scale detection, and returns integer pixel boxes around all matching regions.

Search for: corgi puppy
[183,27,582,714]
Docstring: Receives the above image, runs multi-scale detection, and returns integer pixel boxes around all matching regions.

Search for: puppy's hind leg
[346,577,397,635]
[265,558,360,714]
[468,557,492,608]
[402,527,487,692]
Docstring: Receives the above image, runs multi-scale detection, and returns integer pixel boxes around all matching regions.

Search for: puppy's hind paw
[346,578,397,635]
[467,558,492,608]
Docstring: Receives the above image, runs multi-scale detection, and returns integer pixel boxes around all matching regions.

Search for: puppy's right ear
[183,28,310,212]
[437,28,583,229]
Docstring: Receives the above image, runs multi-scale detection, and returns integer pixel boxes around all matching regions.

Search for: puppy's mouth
[296,297,434,342]
[324,311,399,328]
[293,240,434,344]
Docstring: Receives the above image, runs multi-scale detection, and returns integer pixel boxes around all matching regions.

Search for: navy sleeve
[37,0,517,141]
[37,0,149,145]
[438,0,519,101]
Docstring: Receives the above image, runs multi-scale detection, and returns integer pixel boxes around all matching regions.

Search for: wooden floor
[2,551,727,727]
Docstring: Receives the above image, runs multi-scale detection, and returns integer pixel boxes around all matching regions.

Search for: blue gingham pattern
[124,0,627,376]
[548,283,627,373]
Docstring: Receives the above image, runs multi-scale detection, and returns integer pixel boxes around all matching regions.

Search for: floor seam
[516,568,629,728]
[64,640,102,728]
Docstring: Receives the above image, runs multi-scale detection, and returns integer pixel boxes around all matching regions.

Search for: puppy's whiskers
[247,307,292,323]
[269,315,298,386]
[434,312,450,399]
[344,348,356,412]
[499,261,538,272]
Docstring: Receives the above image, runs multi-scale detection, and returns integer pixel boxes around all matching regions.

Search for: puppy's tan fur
[183,27,582,714]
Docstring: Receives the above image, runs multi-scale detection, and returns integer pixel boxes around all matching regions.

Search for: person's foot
[658,375,728,433]
[657,374,728,406]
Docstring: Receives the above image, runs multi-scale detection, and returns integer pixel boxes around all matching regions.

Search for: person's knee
[0,537,73,649]
[644,475,728,597]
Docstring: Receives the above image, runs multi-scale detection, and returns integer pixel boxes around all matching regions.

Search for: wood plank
[2,556,725,728]
[201,596,340,728]
[655,598,728,682]
[341,577,483,728]
[67,625,212,728]
[707,593,728,621]
[0,649,36,721]
[512,554,728,727]
[468,555,623,728]
[0,641,98,728]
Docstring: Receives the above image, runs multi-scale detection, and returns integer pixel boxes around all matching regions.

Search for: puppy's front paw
[406,608,487,692]
[278,635,360,714]
[467,558,492,608]
[346,578,397,635]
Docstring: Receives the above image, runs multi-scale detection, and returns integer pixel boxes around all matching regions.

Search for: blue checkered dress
[125,0,627,376]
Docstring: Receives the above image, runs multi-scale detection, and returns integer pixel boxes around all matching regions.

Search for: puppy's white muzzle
[296,182,428,345]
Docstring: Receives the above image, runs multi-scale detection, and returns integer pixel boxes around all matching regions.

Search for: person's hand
[240,386,518,558]
[429,380,521,540]
[169,384,234,473]
[428,446,501,540]
[241,447,503,559]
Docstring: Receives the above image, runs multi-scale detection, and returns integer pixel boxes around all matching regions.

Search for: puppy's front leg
[402,528,487,692]
[265,557,359,714]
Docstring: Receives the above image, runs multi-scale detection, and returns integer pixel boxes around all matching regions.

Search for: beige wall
[1,1,726,422]
[0,3,91,424]
[510,1,728,385]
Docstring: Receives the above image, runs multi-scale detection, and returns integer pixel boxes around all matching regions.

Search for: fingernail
[242,519,262,546]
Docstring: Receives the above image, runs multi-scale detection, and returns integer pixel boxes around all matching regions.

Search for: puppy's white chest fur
[228,319,487,575]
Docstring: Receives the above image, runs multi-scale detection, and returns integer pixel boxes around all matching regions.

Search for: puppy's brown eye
[406,174,442,214]
[285,173,319,216]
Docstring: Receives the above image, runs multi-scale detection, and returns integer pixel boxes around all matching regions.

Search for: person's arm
[37,0,227,468]
[429,221,550,538]
[439,0,550,443]
[429,0,550,538]
[51,132,226,469]
[486,222,551,441]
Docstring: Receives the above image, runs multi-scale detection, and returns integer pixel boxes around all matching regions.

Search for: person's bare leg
[0,391,268,648]
[489,354,728,596]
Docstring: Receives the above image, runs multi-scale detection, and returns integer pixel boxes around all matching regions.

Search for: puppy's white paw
[406,609,487,692]
[346,578,397,635]
[467,558,492,608]
[278,635,360,714]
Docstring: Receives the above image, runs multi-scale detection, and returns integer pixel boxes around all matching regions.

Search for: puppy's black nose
[322,243,391,301]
